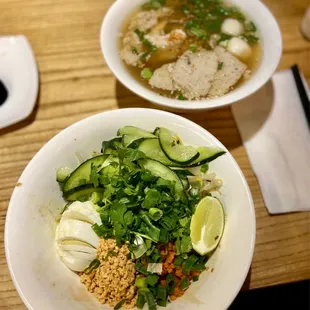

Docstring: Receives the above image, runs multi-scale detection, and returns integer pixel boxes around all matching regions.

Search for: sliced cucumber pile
[137,128,225,167]
[61,126,225,202]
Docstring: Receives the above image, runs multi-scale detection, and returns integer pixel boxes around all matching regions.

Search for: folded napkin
[232,66,310,214]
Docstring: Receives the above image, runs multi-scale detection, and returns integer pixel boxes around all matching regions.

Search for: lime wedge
[190,196,225,255]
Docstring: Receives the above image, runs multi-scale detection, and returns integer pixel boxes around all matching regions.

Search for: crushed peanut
[80,239,137,309]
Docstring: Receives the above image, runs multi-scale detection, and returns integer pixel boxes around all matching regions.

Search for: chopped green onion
[159,229,168,244]
[142,0,165,10]
[149,208,163,221]
[147,263,162,274]
[217,62,223,70]
[83,259,100,275]
[143,39,157,52]
[136,260,148,275]
[174,255,184,267]
[193,275,199,282]
[140,52,151,61]
[133,236,147,259]
[166,274,176,294]
[191,263,206,271]
[135,277,147,288]
[135,29,145,40]
[140,211,161,242]
[189,43,198,53]
[104,250,117,261]
[240,34,259,44]
[189,187,200,197]
[244,20,257,32]
[157,285,167,307]
[132,47,139,55]
[182,255,199,275]
[219,33,232,42]
[151,251,161,263]
[177,93,185,100]
[141,68,153,80]
[114,298,128,310]
[179,278,189,290]
[200,163,209,173]
[141,290,157,310]
[190,27,208,38]
[136,293,146,309]
[146,274,159,286]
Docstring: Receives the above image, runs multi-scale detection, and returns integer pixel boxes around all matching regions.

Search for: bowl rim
[5,108,256,310]
[100,0,282,111]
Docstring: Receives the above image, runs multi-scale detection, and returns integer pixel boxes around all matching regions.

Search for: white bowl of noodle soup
[100,0,282,111]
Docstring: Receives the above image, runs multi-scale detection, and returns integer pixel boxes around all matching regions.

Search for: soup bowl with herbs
[101,0,282,111]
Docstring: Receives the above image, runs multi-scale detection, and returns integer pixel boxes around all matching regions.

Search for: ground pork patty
[171,49,218,99]
[149,63,175,91]
[208,46,247,97]
[80,239,137,309]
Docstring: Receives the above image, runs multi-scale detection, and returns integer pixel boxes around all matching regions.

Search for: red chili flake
[211,268,214,273]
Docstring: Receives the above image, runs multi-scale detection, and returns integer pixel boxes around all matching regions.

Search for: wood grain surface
[0,0,309,308]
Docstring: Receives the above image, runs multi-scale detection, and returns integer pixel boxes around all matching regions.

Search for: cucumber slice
[187,146,226,167]
[138,139,176,166]
[101,137,122,153]
[180,177,189,190]
[119,126,157,148]
[153,127,160,137]
[63,155,109,192]
[138,159,187,203]
[65,186,104,201]
[122,135,145,148]
[158,127,199,164]
[118,126,156,139]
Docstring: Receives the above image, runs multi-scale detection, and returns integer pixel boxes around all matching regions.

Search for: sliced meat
[145,29,186,49]
[149,63,175,91]
[128,8,173,32]
[171,49,218,100]
[208,46,247,97]
[120,32,144,67]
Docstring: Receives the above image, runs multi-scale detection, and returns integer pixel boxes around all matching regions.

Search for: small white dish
[100,0,282,111]
[0,35,39,129]
[5,108,255,310]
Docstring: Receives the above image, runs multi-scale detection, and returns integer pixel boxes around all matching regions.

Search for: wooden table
[0,0,309,308]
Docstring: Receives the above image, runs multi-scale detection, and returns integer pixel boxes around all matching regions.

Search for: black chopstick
[0,80,8,106]
[291,64,310,129]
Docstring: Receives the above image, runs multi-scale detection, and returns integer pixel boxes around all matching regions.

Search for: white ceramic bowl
[100,0,282,111]
[5,108,255,310]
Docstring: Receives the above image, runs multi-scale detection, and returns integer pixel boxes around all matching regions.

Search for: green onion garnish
[114,298,128,310]
[182,255,199,275]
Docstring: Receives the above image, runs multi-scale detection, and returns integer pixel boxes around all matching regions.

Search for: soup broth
[119,0,262,100]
